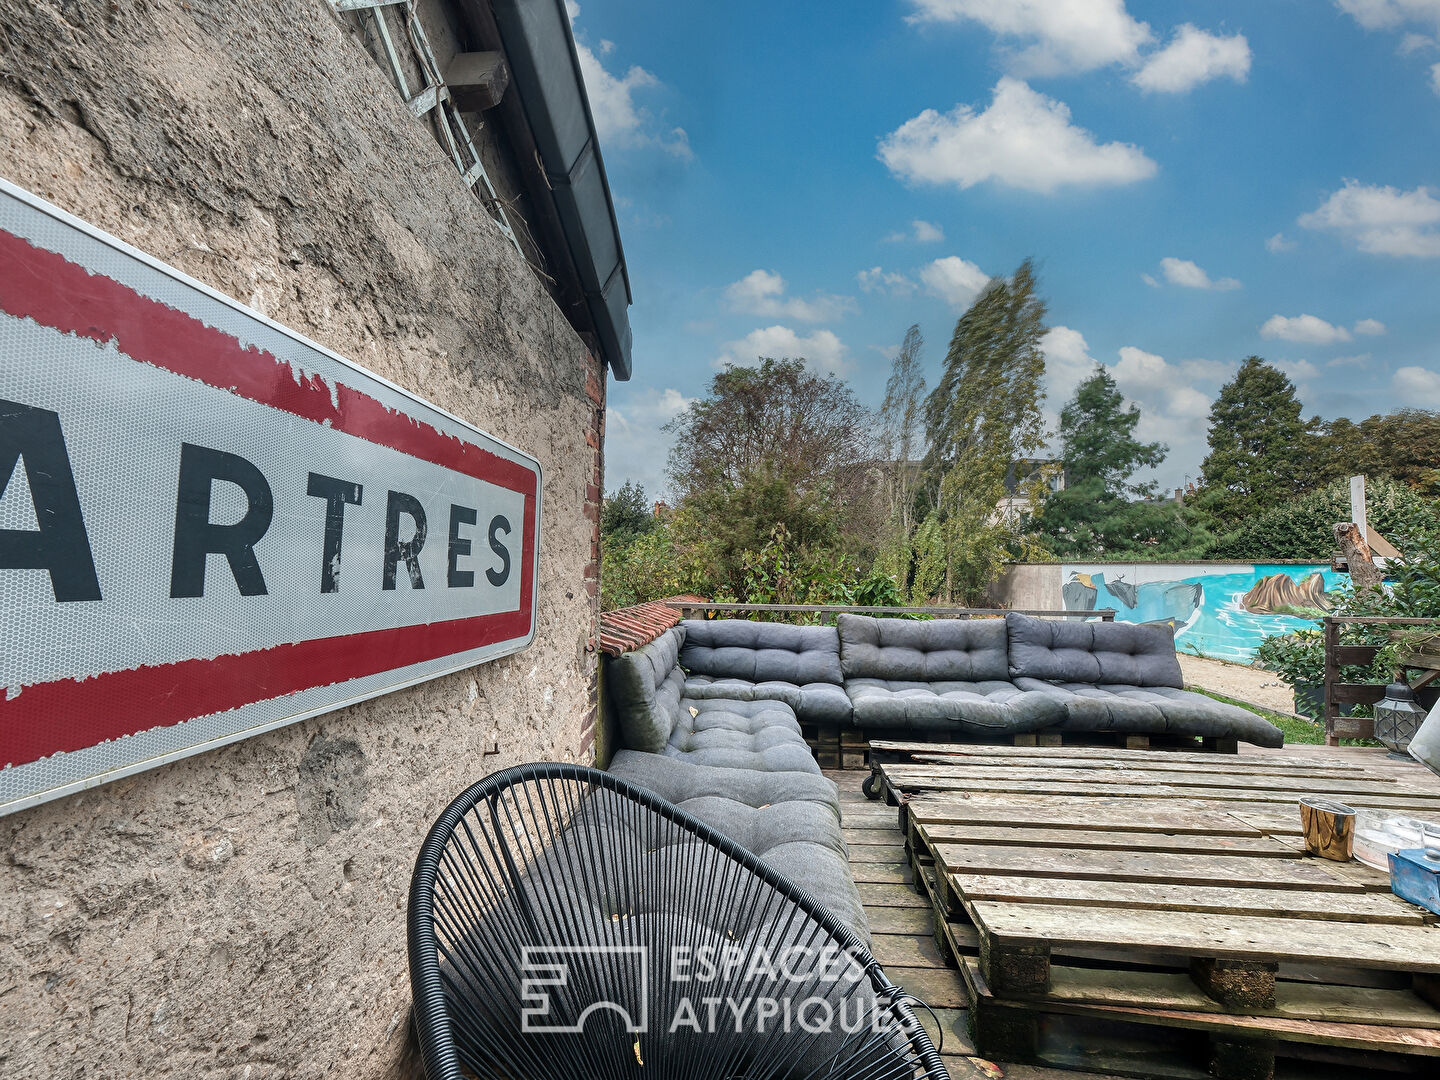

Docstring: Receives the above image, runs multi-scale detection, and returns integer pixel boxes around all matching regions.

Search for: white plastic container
[1352,810,1436,871]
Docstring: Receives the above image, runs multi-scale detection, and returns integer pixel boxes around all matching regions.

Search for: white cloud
[1158,256,1241,290]
[1329,352,1373,367]
[885,220,946,243]
[723,270,855,323]
[1277,358,1322,381]
[1400,32,1438,52]
[856,266,918,296]
[604,386,697,499]
[569,7,691,160]
[715,326,850,376]
[1141,272,1160,287]
[1259,314,1354,345]
[1395,365,1440,405]
[1300,179,1440,257]
[906,0,1152,75]
[1132,25,1251,93]
[1266,232,1297,252]
[1114,346,1229,392]
[1337,0,1440,32]
[879,78,1157,194]
[1113,345,1172,389]
[1355,318,1387,336]
[1432,60,1440,92]
[920,256,991,307]
[1040,325,1098,407]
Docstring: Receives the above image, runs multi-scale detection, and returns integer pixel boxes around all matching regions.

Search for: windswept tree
[1198,356,1321,530]
[915,259,1048,603]
[876,324,927,584]
[1038,366,1198,556]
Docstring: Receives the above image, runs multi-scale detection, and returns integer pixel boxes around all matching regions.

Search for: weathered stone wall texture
[0,1,601,1076]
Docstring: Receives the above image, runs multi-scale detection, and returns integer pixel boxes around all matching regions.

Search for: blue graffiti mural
[1060,563,1347,663]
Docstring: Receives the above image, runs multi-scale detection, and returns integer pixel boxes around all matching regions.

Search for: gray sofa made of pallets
[612,612,1284,751]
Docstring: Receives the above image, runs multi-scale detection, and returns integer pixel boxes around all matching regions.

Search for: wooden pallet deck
[871,744,1440,1079]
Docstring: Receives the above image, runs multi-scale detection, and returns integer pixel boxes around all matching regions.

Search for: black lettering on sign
[448,504,476,588]
[0,399,102,602]
[486,515,511,588]
[169,443,274,598]
[306,473,362,593]
[383,491,427,590]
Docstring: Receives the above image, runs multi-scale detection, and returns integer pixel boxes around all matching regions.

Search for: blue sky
[572,0,1440,498]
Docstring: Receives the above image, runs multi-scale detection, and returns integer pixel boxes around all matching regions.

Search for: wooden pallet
[883,749,1440,1079]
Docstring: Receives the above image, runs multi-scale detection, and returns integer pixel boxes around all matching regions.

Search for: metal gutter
[487,0,634,380]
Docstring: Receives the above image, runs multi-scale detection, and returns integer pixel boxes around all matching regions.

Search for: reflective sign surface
[0,179,541,814]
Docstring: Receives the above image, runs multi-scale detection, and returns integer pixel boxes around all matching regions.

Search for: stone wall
[0,1,603,1076]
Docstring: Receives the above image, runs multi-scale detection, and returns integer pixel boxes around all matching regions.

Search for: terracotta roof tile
[598,595,706,656]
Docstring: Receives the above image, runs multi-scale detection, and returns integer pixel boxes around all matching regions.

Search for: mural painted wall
[1060,563,1346,663]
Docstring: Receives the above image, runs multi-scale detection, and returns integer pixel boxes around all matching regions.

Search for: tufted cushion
[1011,679,1283,747]
[684,674,854,724]
[607,750,867,941]
[605,627,687,753]
[1006,612,1184,688]
[662,698,821,774]
[844,678,1064,734]
[837,613,1010,682]
[680,619,844,685]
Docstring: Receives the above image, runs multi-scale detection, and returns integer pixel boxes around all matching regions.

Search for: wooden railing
[663,602,1116,622]
[1323,615,1440,744]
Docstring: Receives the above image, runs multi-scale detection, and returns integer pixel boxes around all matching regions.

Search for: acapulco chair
[408,762,949,1080]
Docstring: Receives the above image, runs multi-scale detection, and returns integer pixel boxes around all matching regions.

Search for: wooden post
[1299,796,1356,861]
[1323,617,1340,747]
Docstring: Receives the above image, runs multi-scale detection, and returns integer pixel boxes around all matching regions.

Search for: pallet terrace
[868,741,1440,1080]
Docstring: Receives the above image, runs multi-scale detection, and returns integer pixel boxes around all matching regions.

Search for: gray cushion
[663,698,821,775]
[607,750,868,941]
[837,613,1010,682]
[680,619,844,685]
[845,678,1064,734]
[605,627,686,753]
[1011,678,1284,747]
[1006,612,1185,688]
[684,674,854,724]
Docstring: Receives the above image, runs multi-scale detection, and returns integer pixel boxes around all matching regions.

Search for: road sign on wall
[0,179,541,815]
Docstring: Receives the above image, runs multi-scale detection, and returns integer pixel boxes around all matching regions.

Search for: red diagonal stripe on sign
[0,606,532,768]
[0,228,537,496]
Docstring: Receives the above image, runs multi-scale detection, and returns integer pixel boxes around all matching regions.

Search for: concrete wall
[0,1,603,1076]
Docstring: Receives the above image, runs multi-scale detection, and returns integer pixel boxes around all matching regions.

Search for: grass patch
[1191,688,1383,747]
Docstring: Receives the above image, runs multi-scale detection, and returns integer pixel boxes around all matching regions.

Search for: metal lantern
[1375,681,1425,758]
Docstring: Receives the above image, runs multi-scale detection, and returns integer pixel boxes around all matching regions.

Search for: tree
[915,259,1048,603]
[660,357,875,596]
[599,480,654,548]
[1197,357,1322,531]
[664,358,873,502]
[875,324,927,588]
[1037,366,1199,556]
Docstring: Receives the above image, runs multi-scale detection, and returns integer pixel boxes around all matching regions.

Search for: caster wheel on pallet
[861,773,881,800]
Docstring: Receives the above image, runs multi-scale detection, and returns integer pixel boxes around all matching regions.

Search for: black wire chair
[408,762,949,1080]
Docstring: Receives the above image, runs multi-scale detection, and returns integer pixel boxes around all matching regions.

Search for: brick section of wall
[580,351,605,761]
